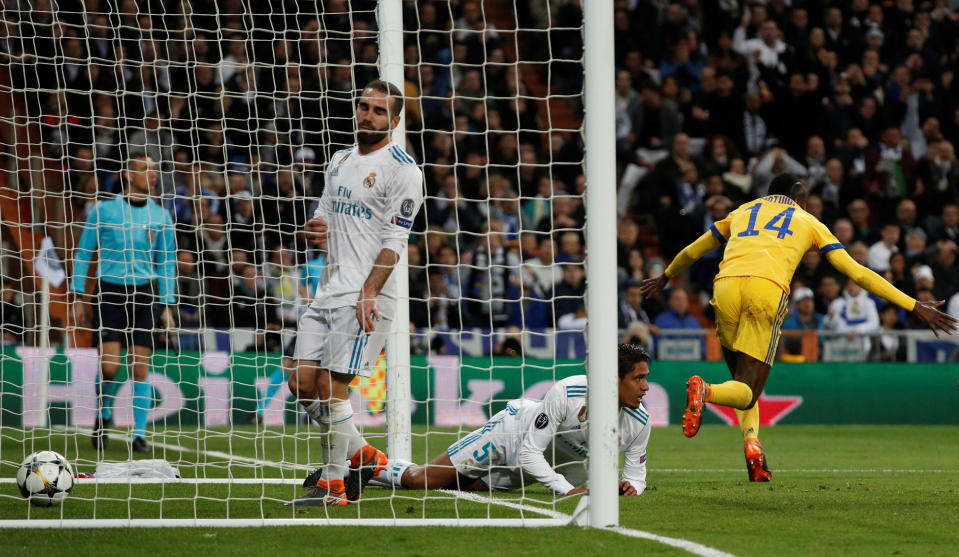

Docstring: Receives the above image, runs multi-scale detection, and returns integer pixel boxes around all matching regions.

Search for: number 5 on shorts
[472,442,495,462]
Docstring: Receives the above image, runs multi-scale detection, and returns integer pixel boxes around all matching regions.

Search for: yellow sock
[735,405,759,440]
[707,380,753,409]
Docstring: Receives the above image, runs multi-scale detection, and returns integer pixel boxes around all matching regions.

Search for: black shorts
[94,281,157,349]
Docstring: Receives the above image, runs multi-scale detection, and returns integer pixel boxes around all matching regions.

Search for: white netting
[0,0,603,525]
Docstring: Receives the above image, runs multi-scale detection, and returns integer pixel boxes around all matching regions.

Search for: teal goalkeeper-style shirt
[71,196,177,304]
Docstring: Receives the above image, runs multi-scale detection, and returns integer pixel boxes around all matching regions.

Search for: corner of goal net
[569,495,590,526]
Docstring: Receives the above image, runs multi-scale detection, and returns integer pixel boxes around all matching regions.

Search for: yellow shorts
[710,277,790,365]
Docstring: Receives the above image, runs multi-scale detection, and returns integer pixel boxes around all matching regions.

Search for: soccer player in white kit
[372,344,653,496]
[288,80,423,506]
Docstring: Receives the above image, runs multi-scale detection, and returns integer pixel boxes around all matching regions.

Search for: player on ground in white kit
[288,80,424,507]
[371,344,652,496]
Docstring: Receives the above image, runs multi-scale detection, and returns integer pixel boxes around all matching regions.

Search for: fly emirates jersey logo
[330,185,373,220]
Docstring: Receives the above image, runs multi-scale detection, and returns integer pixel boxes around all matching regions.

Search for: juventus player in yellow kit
[642,173,956,482]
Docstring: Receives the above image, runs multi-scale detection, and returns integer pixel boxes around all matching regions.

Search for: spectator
[846,199,877,245]
[867,222,900,272]
[753,147,807,196]
[631,82,682,152]
[824,280,880,351]
[887,252,916,297]
[617,219,642,270]
[916,142,959,214]
[803,136,828,186]
[783,287,825,331]
[175,250,201,331]
[864,126,916,199]
[929,241,959,301]
[653,288,704,354]
[833,218,855,247]
[653,288,702,331]
[926,203,959,245]
[408,243,430,329]
[264,247,302,331]
[816,274,843,315]
[467,222,521,329]
[522,236,561,297]
[896,199,923,246]
[794,250,827,291]
[615,69,641,160]
[228,190,262,258]
[875,303,907,362]
[904,228,929,269]
[553,257,586,321]
[127,112,176,202]
[740,91,775,157]
[734,19,792,91]
[702,72,745,144]
[810,158,845,225]
[618,247,645,288]
[781,286,824,356]
[0,283,24,345]
[618,280,653,331]
[721,157,753,198]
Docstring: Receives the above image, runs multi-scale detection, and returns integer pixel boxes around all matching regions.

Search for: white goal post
[0,0,619,528]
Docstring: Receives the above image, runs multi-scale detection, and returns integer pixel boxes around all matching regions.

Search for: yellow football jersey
[711,195,841,293]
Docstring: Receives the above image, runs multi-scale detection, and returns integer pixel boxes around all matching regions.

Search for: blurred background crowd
[1,0,958,362]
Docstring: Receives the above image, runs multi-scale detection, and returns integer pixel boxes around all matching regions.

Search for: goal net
[0,0,617,527]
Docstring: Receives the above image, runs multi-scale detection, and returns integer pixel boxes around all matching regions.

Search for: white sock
[306,399,335,480]
[303,399,328,421]
[376,458,413,488]
[324,399,362,481]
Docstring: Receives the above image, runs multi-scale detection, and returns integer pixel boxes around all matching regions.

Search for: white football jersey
[490,375,651,495]
[311,142,424,313]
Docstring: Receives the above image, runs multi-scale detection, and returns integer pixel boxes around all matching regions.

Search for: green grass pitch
[1,424,958,556]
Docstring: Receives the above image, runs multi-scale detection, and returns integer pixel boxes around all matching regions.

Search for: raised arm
[825,248,957,337]
[640,228,724,297]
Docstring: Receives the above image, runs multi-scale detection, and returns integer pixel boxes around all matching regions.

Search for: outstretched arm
[826,248,958,337]
[518,393,577,495]
[640,229,723,297]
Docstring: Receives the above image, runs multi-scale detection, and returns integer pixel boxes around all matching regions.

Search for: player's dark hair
[767,172,804,198]
[618,343,650,379]
[363,79,404,118]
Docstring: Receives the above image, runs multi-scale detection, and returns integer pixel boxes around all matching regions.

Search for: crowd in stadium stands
[1,0,959,361]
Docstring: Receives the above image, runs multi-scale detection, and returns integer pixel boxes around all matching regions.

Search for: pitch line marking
[440,490,736,557]
[654,469,959,473]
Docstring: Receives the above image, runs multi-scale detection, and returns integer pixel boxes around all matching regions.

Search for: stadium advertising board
[1,348,957,427]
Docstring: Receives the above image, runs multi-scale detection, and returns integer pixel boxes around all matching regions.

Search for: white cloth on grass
[94,459,181,479]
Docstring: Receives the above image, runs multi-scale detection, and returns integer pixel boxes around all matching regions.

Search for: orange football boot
[286,477,347,507]
[744,438,772,482]
[345,444,388,501]
[682,375,710,438]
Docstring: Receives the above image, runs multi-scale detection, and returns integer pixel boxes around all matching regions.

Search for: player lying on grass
[368,344,652,496]
[641,172,957,482]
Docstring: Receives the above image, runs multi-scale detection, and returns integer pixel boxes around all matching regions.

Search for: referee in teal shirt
[71,154,177,453]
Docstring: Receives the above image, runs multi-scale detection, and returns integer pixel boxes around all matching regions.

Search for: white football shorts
[293,305,391,377]
[445,401,536,491]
